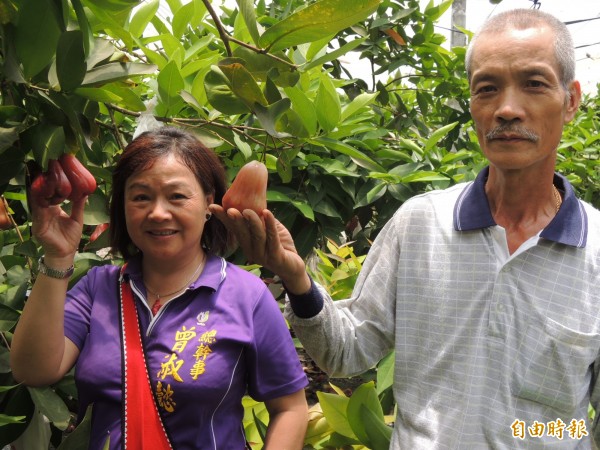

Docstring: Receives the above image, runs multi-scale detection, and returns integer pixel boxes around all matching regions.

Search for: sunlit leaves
[258,0,381,52]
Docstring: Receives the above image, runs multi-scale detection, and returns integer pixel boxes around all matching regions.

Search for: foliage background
[0,0,598,448]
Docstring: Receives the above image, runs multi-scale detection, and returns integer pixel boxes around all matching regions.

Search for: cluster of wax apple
[222,160,268,215]
[29,154,97,208]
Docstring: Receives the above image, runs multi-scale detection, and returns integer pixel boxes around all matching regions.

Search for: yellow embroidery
[200,329,217,344]
[190,329,217,380]
[156,381,176,413]
[190,359,207,380]
[172,326,197,354]
[158,353,184,382]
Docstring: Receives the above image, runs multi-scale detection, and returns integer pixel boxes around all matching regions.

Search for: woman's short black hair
[109,127,230,259]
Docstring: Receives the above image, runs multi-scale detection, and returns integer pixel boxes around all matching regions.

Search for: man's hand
[209,205,311,295]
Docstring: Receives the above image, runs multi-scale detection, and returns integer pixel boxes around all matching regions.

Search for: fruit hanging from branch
[28,154,97,208]
[59,153,97,200]
[29,159,72,207]
[222,161,268,215]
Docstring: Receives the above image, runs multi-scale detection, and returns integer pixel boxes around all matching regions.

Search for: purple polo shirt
[64,254,307,450]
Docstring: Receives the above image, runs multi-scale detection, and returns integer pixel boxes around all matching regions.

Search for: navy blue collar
[453,167,588,248]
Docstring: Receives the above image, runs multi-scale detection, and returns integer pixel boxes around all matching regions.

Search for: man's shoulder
[400,182,470,211]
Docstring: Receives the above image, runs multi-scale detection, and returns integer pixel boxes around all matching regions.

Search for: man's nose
[494,88,525,122]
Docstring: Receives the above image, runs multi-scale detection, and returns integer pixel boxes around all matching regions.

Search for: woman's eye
[131,194,149,201]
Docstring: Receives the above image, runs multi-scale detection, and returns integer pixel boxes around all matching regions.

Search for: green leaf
[267,191,315,221]
[302,37,366,72]
[0,126,19,155]
[81,62,158,87]
[284,86,317,136]
[57,30,87,92]
[0,414,26,426]
[341,92,379,122]
[173,1,206,38]
[129,0,159,38]
[401,171,450,183]
[27,387,71,430]
[315,76,340,133]
[56,404,93,450]
[232,46,299,88]
[233,133,252,160]
[310,137,385,173]
[15,0,61,78]
[258,0,381,52]
[236,0,261,45]
[360,404,393,450]
[355,182,386,207]
[316,391,356,439]
[253,98,292,138]
[157,60,185,100]
[376,351,395,395]
[74,87,122,104]
[31,125,66,169]
[217,61,268,109]
[101,85,146,111]
[424,121,459,151]
[71,0,93,57]
[0,301,19,331]
[204,67,249,114]
[81,0,141,13]
[347,382,384,446]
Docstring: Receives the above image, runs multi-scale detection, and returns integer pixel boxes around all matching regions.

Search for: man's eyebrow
[470,73,498,85]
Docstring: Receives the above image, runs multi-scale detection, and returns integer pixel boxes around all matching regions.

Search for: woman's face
[124,154,212,264]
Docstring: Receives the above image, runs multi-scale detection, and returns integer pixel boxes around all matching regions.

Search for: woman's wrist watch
[37,257,74,279]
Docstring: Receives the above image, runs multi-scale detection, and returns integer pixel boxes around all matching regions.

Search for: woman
[10,128,308,449]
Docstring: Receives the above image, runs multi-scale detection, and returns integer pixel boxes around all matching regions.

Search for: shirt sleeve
[245,283,308,401]
[63,270,96,349]
[284,210,402,378]
[286,276,324,318]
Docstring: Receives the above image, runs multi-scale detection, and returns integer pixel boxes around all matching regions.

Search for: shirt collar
[453,166,588,248]
[123,253,227,291]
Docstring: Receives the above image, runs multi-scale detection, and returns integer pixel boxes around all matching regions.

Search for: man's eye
[527,80,545,88]
[477,85,495,94]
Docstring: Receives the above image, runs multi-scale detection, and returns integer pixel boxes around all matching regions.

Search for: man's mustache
[486,125,539,143]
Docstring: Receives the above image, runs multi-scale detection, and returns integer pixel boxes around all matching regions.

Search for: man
[210,8,600,449]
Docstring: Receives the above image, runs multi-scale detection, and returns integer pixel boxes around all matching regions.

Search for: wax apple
[222,161,268,215]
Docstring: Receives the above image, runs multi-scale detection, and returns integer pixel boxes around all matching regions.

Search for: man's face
[468,26,580,173]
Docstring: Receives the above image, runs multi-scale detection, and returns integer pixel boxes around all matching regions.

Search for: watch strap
[38,257,74,279]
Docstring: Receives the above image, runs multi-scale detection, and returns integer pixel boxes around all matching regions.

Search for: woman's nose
[148,199,171,220]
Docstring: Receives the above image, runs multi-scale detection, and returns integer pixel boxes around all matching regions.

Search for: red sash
[119,266,172,449]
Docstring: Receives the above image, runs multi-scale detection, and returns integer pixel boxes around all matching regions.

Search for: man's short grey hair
[465,8,575,91]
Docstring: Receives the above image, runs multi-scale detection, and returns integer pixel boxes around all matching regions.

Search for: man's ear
[564,80,581,123]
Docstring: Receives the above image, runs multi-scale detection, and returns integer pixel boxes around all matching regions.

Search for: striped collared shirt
[287,167,600,449]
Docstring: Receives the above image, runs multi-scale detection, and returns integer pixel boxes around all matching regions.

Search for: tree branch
[202,0,232,56]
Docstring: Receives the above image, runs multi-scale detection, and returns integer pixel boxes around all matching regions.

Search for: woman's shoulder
[72,262,120,290]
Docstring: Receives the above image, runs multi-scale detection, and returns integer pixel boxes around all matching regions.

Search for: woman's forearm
[10,267,77,385]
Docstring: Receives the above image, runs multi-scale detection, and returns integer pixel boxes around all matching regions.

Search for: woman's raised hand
[209,205,311,294]
[31,196,88,260]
